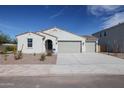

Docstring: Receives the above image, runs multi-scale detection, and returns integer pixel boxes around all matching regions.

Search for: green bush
[40,53,46,61]
[4,54,8,61]
[13,46,17,55]
[14,51,23,60]
[1,47,8,54]
[33,53,36,56]
[1,45,17,54]
[46,51,52,56]
[5,46,16,51]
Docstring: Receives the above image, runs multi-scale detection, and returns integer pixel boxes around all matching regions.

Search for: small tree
[0,31,12,45]
[14,51,23,60]
[11,39,17,44]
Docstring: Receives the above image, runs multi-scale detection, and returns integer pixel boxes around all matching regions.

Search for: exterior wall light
[42,37,45,40]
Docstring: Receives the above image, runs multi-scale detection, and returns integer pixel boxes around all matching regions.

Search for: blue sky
[0,5,124,38]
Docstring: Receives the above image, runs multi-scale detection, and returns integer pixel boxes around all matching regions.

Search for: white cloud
[102,12,124,29]
[49,7,66,19]
[87,5,121,16]
[87,5,124,29]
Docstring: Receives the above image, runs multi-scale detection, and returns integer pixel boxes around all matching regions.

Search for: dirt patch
[0,54,57,64]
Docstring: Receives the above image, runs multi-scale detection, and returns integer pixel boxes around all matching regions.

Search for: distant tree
[0,31,12,45]
[11,39,17,44]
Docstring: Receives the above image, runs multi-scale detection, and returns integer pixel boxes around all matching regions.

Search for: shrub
[4,54,8,61]
[46,51,52,56]
[40,53,46,61]
[0,45,2,53]
[33,53,36,56]
[5,46,14,51]
[14,51,23,60]
[1,45,17,54]
[1,47,8,54]
[13,46,17,55]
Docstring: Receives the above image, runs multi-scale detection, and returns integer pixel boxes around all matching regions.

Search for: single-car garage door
[58,41,81,53]
[86,41,96,52]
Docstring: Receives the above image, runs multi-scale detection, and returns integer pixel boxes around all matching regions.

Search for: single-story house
[92,23,124,53]
[16,27,97,53]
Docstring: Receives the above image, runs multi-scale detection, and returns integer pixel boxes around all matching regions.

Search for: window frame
[27,38,33,48]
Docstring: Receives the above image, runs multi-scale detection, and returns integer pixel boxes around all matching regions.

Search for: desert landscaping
[0,54,57,64]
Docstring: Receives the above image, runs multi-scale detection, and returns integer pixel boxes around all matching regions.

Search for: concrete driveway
[54,53,124,75]
[57,53,124,65]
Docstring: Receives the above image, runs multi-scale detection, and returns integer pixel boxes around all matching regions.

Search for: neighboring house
[92,23,124,53]
[82,35,98,52]
[16,27,97,54]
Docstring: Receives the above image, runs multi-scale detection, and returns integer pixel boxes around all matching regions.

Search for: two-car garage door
[58,41,81,53]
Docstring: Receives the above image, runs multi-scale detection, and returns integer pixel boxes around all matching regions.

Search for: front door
[45,39,53,52]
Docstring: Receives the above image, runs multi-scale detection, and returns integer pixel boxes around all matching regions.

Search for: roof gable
[16,32,45,38]
[43,27,85,41]
[36,32,57,39]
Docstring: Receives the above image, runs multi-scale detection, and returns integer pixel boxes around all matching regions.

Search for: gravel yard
[0,54,57,64]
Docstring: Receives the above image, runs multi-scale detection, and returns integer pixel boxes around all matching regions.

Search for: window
[104,32,107,36]
[27,38,33,48]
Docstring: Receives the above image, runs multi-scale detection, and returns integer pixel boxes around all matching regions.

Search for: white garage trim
[58,41,82,53]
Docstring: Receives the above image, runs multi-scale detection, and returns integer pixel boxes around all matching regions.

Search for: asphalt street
[0,74,124,88]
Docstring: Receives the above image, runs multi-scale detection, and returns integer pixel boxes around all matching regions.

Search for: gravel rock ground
[0,54,57,64]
